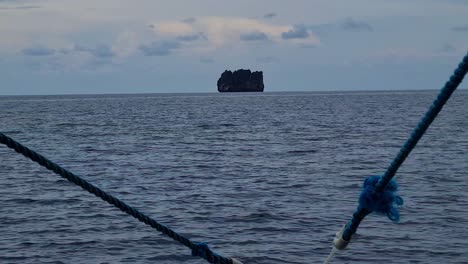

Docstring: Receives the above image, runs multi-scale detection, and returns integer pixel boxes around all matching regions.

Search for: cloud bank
[341,17,373,31]
[148,16,320,49]
[240,31,269,41]
[22,46,55,56]
[263,12,277,19]
[281,24,309,39]
[139,41,181,56]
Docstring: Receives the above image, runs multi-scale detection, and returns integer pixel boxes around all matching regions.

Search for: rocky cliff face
[217,69,264,92]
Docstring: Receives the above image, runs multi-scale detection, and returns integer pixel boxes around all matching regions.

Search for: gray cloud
[0,5,41,10]
[240,31,269,41]
[75,44,115,58]
[341,17,373,31]
[22,46,55,56]
[139,41,181,56]
[281,24,309,39]
[263,12,277,19]
[176,32,207,42]
[452,25,468,31]
[182,17,196,24]
[200,57,214,63]
[58,48,71,55]
[305,23,334,37]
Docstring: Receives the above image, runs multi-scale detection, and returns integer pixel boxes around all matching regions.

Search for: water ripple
[0,90,467,263]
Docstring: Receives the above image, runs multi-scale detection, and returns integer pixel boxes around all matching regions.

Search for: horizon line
[1,87,466,97]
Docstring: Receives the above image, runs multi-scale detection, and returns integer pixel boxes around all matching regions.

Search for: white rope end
[231,258,244,264]
[332,224,349,250]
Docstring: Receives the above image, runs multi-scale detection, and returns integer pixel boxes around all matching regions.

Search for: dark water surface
[1,90,467,264]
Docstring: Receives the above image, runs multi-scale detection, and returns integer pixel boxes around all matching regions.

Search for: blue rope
[0,133,234,264]
[342,52,468,242]
[358,176,403,222]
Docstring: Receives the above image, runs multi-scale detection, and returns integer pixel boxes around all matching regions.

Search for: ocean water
[0,90,467,264]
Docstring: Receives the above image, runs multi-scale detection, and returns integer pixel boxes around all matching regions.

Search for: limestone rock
[217,69,264,92]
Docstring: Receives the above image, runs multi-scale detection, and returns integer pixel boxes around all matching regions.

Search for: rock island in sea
[217,69,264,92]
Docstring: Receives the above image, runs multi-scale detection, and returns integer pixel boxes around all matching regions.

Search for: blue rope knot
[192,242,212,258]
[358,175,403,222]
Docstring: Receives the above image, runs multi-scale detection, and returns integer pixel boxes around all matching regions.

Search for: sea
[0,90,467,264]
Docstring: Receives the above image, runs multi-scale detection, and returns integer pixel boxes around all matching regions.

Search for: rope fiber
[0,132,234,264]
[359,176,403,222]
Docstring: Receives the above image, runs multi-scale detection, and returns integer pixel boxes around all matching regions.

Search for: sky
[0,0,467,95]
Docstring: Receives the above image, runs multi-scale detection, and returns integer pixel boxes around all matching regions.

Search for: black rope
[0,133,233,264]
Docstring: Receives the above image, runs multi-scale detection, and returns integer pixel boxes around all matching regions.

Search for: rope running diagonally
[0,132,239,264]
[342,51,468,242]
[2,52,467,262]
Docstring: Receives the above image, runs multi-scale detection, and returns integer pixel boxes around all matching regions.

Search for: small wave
[55,122,101,128]
[287,149,317,154]
[196,123,236,129]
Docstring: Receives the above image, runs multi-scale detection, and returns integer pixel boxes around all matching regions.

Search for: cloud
[263,12,277,19]
[0,5,41,10]
[151,21,193,35]
[149,17,320,49]
[176,32,207,42]
[281,24,309,39]
[341,17,373,31]
[200,57,214,63]
[36,45,120,73]
[139,40,181,56]
[74,44,115,58]
[240,31,269,41]
[452,25,468,31]
[182,17,196,24]
[112,31,140,58]
[22,46,55,56]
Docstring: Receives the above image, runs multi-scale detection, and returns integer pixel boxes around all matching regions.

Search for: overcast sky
[0,0,467,95]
